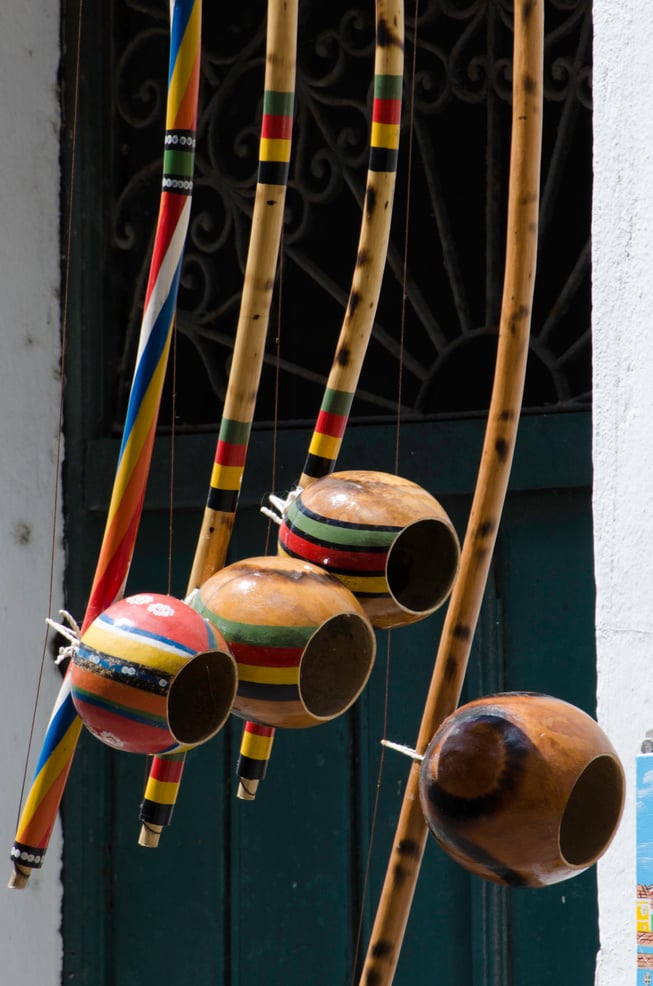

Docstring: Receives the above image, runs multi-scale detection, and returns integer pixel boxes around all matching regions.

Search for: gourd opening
[168,650,237,746]
[299,613,375,720]
[559,753,625,866]
[386,517,460,615]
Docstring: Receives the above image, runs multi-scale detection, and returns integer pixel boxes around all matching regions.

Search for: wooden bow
[9,0,202,887]
[359,1,544,980]
[139,0,299,841]
[237,0,405,798]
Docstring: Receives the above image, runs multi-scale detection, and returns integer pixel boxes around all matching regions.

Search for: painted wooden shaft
[187,0,297,594]
[84,0,201,634]
[236,722,276,800]
[9,0,201,887]
[139,0,299,836]
[278,470,460,628]
[359,2,544,980]
[140,751,186,835]
[192,556,376,729]
[419,693,624,887]
[236,0,405,799]
[70,593,236,755]
[298,10,404,488]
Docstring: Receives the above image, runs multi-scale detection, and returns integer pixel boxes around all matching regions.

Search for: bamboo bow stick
[359,1,544,981]
[297,4,405,490]
[9,0,202,888]
[138,0,299,844]
[236,0,405,799]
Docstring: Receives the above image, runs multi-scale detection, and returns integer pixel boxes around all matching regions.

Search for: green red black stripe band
[149,753,185,782]
[261,114,293,140]
[302,452,336,481]
[238,681,299,702]
[257,160,290,185]
[369,146,399,173]
[288,497,401,537]
[279,525,387,573]
[236,754,270,781]
[140,799,175,827]
[207,487,239,512]
[215,439,248,467]
[314,409,348,439]
[374,74,403,101]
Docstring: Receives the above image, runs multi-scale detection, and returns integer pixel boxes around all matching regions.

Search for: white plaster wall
[0,1,63,983]
[593,0,653,981]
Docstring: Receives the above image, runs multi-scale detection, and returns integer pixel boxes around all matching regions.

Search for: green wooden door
[62,412,597,985]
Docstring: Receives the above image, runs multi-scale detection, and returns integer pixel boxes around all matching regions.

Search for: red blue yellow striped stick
[236,0,405,800]
[10,0,201,887]
[139,0,299,837]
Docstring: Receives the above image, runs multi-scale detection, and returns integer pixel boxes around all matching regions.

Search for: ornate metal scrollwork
[110,0,592,431]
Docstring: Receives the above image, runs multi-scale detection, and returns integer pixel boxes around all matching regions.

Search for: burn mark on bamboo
[523,74,537,94]
[452,623,471,641]
[348,292,361,319]
[357,248,370,267]
[522,0,534,23]
[366,185,377,216]
[495,437,509,462]
[476,519,495,539]
[336,343,351,367]
[396,838,420,858]
[392,862,409,888]
[371,941,394,959]
[365,970,382,986]
[376,17,403,49]
[443,653,459,681]
[509,304,530,334]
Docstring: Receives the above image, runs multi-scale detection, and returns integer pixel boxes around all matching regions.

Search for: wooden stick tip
[237,779,259,801]
[8,865,30,890]
[138,823,163,848]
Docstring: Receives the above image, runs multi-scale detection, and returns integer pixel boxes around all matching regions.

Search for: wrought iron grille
[109,0,591,432]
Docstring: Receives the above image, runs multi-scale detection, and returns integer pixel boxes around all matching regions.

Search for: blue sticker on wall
[637,747,653,980]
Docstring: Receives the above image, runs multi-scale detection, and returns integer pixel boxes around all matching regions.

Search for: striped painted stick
[299,55,404,487]
[236,0,406,799]
[139,0,298,839]
[359,2,544,981]
[9,0,202,887]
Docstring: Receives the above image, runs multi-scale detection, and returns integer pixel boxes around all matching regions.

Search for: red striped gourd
[70,593,237,755]
[191,555,376,729]
[278,470,460,629]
